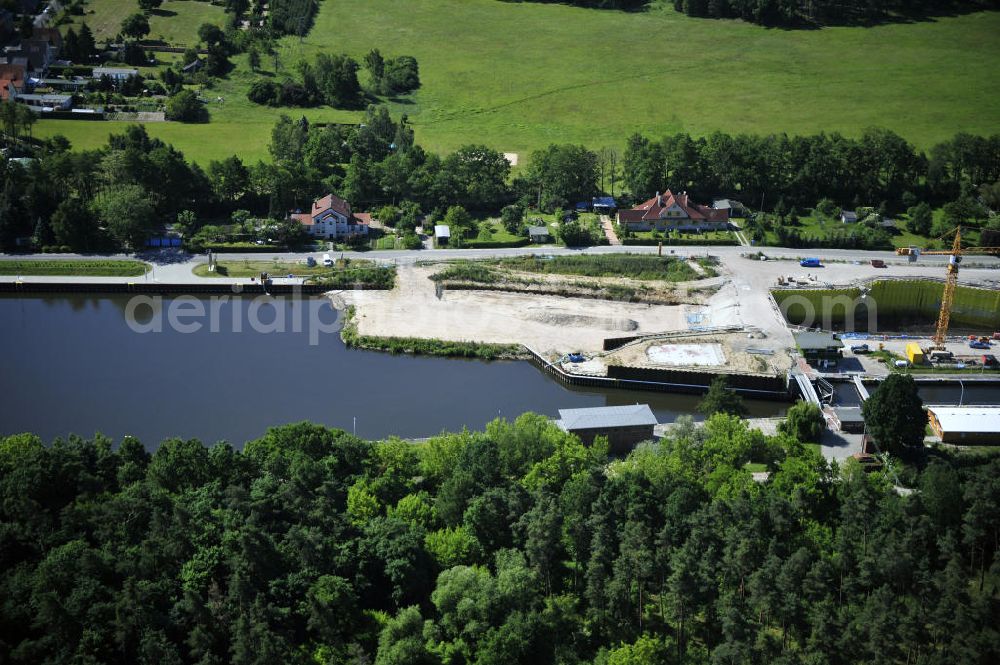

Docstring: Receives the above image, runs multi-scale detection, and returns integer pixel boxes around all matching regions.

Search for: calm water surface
[1,295,786,448]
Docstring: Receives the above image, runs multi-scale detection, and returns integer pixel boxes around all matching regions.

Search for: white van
[322,253,333,267]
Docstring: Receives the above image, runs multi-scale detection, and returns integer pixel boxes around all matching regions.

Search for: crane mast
[933,228,962,347]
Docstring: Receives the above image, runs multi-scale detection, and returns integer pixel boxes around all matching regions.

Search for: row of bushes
[310,267,396,289]
[200,243,292,253]
[622,237,739,246]
[451,237,531,249]
[340,307,525,360]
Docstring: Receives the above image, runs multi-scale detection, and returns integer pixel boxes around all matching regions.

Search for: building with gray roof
[557,404,657,454]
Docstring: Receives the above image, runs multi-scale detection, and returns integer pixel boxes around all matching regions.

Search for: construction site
[340,236,1000,401]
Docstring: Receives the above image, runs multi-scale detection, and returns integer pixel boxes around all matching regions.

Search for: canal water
[1,295,786,448]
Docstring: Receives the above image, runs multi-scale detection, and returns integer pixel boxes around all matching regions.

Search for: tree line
[248,49,420,109]
[0,409,997,664]
[524,0,999,27]
[3,108,998,253]
[623,129,1000,215]
[672,0,999,26]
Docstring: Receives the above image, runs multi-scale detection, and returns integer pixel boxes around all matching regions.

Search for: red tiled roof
[624,189,728,223]
[352,212,372,226]
[312,193,351,218]
[292,193,354,225]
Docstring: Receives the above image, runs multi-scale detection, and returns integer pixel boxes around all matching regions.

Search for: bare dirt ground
[599,331,794,376]
[337,256,1000,366]
[341,265,692,355]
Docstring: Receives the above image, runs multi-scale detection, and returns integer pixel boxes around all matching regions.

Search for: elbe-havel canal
[2,294,997,447]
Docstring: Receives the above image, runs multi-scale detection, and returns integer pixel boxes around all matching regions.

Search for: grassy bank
[35,1,1000,164]
[486,254,714,281]
[340,306,526,360]
[428,260,693,303]
[194,259,395,288]
[0,260,149,276]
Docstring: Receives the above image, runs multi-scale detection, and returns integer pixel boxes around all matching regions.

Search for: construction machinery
[894,229,1000,347]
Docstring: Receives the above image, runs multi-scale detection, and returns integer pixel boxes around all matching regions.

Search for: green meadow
[61,0,226,44]
[36,0,1000,165]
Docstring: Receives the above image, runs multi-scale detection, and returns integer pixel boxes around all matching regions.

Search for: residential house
[290,193,369,240]
[527,225,550,243]
[617,190,729,232]
[0,63,26,100]
[92,67,139,81]
[556,404,657,455]
[840,210,858,224]
[434,225,450,246]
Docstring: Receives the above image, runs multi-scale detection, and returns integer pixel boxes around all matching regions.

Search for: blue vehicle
[799,257,822,267]
[567,353,586,363]
[969,340,990,349]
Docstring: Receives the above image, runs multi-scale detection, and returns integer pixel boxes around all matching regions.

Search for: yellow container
[906,342,925,364]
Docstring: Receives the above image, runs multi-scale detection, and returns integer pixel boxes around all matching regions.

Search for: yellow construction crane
[895,229,1000,346]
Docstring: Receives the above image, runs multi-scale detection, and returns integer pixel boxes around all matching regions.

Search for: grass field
[61,0,226,45]
[0,260,149,276]
[36,0,1000,165]
[489,253,705,281]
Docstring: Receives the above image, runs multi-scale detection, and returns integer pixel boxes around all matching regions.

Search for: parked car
[894,360,909,368]
[322,253,333,267]
[983,354,999,367]
[799,257,822,267]
[969,340,990,349]
[306,256,317,267]
[870,259,886,268]
[929,350,954,362]
[850,344,870,354]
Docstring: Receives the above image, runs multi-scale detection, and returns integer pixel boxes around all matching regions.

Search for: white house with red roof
[617,190,729,232]
[291,194,369,240]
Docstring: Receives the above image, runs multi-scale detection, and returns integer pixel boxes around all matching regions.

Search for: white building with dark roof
[291,193,369,240]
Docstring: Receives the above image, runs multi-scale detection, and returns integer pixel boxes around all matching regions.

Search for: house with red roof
[617,190,730,232]
[291,194,370,240]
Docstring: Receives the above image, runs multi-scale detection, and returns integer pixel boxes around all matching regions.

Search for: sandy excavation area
[339,265,692,355]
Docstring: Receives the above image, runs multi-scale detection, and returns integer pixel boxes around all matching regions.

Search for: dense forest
[622,130,1000,213]
[1,413,998,664]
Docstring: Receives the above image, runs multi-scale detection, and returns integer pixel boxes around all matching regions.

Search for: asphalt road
[3,244,1000,285]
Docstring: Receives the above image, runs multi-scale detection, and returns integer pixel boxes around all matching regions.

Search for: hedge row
[453,238,531,249]
[622,237,739,246]
[200,243,291,253]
